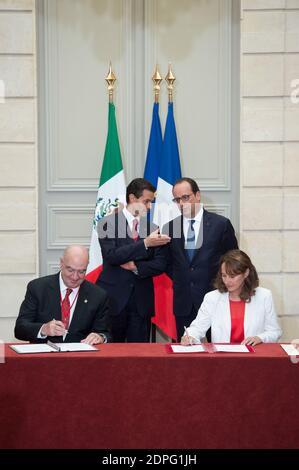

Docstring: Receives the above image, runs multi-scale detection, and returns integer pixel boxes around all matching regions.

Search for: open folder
[10,341,98,354]
[167,343,254,353]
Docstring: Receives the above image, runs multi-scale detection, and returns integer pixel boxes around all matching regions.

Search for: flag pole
[165,63,175,103]
[150,65,163,343]
[105,62,116,103]
[152,64,162,104]
[86,62,126,283]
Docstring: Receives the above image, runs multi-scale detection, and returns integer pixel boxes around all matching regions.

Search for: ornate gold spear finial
[165,63,176,102]
[105,62,116,103]
[152,65,162,103]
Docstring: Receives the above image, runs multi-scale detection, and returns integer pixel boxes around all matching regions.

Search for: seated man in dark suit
[15,245,111,344]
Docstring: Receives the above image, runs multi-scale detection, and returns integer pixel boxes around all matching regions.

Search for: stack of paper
[169,343,252,353]
[280,344,299,356]
[10,343,97,354]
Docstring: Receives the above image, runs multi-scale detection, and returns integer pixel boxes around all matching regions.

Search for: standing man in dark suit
[96,178,171,342]
[163,177,238,341]
[15,245,111,344]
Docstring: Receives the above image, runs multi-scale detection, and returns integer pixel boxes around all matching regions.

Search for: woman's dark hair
[214,249,259,302]
[126,178,156,204]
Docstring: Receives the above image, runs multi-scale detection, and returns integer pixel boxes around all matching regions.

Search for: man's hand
[41,319,67,337]
[144,229,171,248]
[81,333,105,345]
[120,261,137,271]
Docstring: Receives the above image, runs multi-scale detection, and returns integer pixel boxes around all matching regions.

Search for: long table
[0,343,298,449]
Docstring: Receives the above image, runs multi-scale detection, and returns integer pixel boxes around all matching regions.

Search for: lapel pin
[84,299,88,303]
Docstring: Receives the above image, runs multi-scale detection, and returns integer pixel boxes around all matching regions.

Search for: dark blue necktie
[185,219,196,262]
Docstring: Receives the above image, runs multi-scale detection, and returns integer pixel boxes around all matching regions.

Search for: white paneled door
[37,0,240,275]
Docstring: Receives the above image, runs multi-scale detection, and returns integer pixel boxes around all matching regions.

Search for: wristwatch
[99,333,107,343]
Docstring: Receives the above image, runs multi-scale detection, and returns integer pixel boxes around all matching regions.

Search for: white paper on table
[56,343,97,352]
[170,344,206,353]
[10,342,97,354]
[280,344,299,356]
[10,344,55,354]
[214,344,250,353]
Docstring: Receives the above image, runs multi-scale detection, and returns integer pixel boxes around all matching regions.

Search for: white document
[170,344,206,353]
[280,344,299,356]
[56,343,97,352]
[214,344,250,353]
[10,342,97,354]
[10,344,55,354]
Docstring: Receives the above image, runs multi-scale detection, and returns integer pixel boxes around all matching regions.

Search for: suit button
[130,284,134,288]
[190,282,194,287]
[190,267,194,271]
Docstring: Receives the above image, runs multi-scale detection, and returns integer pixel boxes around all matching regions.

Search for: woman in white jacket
[182,249,282,346]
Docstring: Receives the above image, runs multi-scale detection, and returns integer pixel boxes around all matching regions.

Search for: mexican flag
[85,102,126,283]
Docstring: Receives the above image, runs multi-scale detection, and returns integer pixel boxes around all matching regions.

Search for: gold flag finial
[105,62,116,103]
[165,63,176,102]
[152,65,162,103]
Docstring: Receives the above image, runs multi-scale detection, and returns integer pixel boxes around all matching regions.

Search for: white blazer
[187,287,282,343]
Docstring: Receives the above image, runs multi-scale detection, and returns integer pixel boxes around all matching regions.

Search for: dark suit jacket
[163,210,238,318]
[15,273,111,343]
[96,211,167,318]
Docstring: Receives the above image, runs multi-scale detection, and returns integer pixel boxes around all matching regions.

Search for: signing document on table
[10,342,97,354]
[169,344,252,353]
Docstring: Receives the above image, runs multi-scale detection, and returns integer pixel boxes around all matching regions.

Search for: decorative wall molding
[204,203,231,218]
[47,204,94,249]
[44,0,131,191]
[120,0,134,181]
[144,0,232,191]
[47,262,60,275]
[144,0,158,160]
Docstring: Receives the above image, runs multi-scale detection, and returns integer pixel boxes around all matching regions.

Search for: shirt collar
[183,203,204,223]
[123,206,140,224]
[59,272,80,296]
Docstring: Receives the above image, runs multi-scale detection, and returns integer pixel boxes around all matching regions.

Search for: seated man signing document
[15,245,111,345]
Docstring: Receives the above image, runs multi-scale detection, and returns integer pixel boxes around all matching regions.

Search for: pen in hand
[184,325,193,346]
[52,318,68,336]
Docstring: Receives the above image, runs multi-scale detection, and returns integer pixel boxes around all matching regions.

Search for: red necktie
[132,218,139,241]
[61,288,73,329]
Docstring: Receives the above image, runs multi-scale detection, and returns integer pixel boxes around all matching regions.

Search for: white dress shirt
[122,207,143,273]
[37,273,80,339]
[183,204,204,246]
[123,206,140,234]
[59,273,80,328]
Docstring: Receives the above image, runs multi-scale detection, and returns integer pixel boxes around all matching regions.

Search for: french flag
[144,101,181,340]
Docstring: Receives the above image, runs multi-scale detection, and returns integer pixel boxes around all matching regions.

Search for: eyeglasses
[64,266,87,276]
[172,194,194,204]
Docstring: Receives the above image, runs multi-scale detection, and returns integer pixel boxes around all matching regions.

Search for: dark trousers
[110,291,151,343]
[175,305,211,343]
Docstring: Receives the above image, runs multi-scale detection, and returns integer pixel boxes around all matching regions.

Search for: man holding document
[15,245,111,345]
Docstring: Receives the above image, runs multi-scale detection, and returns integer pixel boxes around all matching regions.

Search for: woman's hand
[242,336,262,347]
[181,335,197,346]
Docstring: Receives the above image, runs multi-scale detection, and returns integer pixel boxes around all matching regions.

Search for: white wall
[0,0,38,341]
[240,0,299,340]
